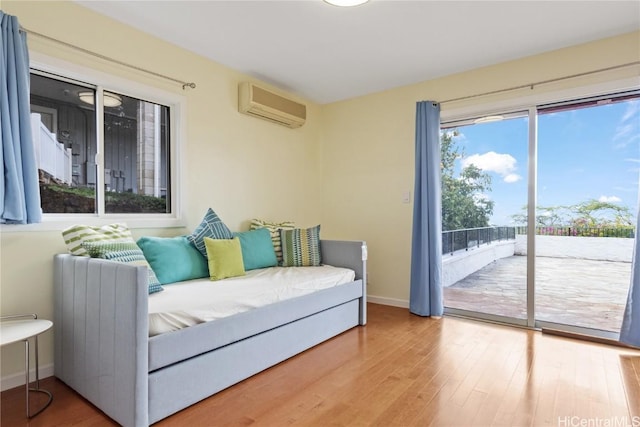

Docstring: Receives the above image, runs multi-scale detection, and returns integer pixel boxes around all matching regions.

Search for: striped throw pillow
[187,208,234,258]
[81,240,163,294]
[62,223,134,256]
[280,225,322,267]
[250,219,295,264]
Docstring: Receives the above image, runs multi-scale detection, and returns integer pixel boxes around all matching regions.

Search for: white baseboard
[1,364,54,392]
[367,295,409,308]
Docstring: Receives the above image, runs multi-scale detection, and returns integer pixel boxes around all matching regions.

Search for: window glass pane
[441,114,529,321]
[104,93,171,214]
[30,73,97,214]
[30,72,172,215]
[536,95,639,332]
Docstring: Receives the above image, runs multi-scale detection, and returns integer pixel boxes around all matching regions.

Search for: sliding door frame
[526,107,537,328]
[441,79,639,339]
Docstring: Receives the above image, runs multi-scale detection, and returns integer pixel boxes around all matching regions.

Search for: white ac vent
[238,82,306,128]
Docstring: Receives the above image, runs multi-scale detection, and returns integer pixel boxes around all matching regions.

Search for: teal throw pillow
[188,208,234,258]
[250,219,295,265]
[81,240,163,294]
[137,236,209,284]
[234,228,278,271]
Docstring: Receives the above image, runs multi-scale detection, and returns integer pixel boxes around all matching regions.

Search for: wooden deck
[444,255,631,332]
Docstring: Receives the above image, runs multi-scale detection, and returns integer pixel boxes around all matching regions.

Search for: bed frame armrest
[320,240,367,325]
[54,254,149,427]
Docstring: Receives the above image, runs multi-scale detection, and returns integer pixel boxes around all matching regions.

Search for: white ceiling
[76,1,640,105]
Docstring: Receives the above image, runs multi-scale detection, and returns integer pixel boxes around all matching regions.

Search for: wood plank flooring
[2,303,639,426]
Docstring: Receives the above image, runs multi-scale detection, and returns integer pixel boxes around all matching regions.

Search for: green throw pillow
[62,223,133,256]
[204,237,246,281]
[137,236,209,284]
[233,228,278,271]
[81,240,163,294]
[280,225,322,267]
[188,208,234,258]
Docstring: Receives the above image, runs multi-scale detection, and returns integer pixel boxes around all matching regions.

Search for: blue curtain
[409,101,443,316]
[1,11,41,224]
[620,196,640,347]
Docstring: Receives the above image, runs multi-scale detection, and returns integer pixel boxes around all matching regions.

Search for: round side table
[0,314,53,418]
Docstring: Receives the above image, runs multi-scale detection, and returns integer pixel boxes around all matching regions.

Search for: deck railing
[442,226,516,255]
[30,113,72,185]
[514,226,635,238]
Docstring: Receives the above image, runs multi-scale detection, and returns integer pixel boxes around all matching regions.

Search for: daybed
[53,239,367,427]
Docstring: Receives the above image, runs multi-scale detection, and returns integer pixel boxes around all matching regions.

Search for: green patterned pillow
[280,225,322,267]
[250,219,295,264]
[81,241,163,294]
[188,208,234,258]
[62,223,134,256]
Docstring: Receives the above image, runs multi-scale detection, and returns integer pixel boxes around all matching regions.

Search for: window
[29,71,173,216]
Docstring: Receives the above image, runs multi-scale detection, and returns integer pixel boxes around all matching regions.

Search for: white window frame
[3,52,186,232]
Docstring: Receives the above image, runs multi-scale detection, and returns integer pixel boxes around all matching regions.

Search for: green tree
[510,199,634,228]
[441,130,494,231]
[510,205,568,227]
[570,199,633,228]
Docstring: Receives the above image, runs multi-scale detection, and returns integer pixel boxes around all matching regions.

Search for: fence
[442,226,516,255]
[514,226,635,238]
[31,113,72,184]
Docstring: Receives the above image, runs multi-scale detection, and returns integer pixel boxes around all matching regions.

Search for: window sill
[0,216,187,233]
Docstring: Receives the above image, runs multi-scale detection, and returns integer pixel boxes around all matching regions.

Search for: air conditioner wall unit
[238,82,306,128]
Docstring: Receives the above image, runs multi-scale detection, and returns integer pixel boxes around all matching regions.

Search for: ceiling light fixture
[78,91,122,108]
[473,115,504,124]
[324,0,369,7]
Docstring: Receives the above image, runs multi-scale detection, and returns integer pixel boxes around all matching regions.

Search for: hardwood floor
[2,303,639,426]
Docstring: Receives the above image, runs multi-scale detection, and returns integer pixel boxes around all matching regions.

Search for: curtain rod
[21,27,196,90]
[439,61,640,105]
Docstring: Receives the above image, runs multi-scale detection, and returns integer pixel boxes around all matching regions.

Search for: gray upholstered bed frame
[53,240,367,426]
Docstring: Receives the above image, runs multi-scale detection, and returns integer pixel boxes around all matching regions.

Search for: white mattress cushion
[148,265,355,336]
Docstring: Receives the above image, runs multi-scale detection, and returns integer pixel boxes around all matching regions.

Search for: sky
[447,97,640,226]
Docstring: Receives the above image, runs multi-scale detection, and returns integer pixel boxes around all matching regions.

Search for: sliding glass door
[441,112,530,324]
[442,91,639,338]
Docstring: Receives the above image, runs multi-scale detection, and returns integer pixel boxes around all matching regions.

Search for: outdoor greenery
[441,129,494,231]
[511,200,634,228]
[41,183,167,214]
[104,190,167,213]
[510,200,635,237]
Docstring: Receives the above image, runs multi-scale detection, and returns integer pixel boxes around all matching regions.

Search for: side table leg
[24,339,30,419]
[35,335,40,389]
[24,336,53,418]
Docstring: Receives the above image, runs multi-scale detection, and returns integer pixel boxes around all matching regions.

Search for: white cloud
[461,151,520,183]
[598,195,622,203]
[621,100,640,122]
[503,174,522,183]
[614,101,640,148]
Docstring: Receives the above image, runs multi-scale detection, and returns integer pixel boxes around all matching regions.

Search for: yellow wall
[0,1,323,379]
[1,0,638,382]
[320,31,639,304]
